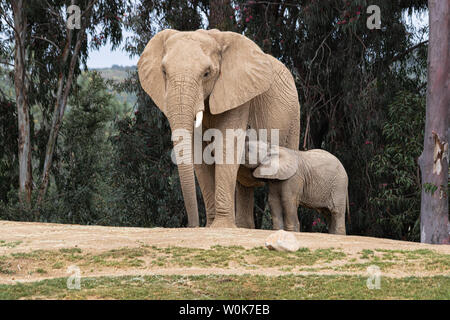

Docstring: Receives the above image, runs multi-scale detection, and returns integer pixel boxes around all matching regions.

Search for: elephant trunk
[175,158,199,228]
[166,78,203,227]
[171,130,199,228]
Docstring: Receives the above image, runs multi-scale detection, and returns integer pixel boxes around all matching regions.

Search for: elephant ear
[253,147,298,180]
[138,29,179,115]
[205,30,273,114]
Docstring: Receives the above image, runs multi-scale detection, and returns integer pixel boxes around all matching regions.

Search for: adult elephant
[138,29,300,228]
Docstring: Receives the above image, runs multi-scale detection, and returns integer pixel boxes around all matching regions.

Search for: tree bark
[418,0,449,244]
[36,0,94,207]
[12,0,32,205]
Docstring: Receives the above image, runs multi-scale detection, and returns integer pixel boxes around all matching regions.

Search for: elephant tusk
[195,111,203,128]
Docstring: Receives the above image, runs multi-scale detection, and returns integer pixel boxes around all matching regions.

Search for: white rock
[265,230,300,252]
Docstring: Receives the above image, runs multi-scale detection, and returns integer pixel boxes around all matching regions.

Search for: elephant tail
[346,193,351,225]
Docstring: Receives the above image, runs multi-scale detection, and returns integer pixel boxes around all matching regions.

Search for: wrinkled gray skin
[244,140,348,235]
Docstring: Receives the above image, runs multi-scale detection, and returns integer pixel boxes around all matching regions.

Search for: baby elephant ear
[253,147,298,180]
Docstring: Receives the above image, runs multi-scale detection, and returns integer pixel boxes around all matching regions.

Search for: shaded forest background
[0,0,442,242]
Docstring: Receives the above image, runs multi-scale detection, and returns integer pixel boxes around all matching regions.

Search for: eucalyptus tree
[0,0,124,209]
[418,0,449,244]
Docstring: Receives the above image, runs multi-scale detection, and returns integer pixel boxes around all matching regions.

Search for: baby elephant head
[244,140,298,180]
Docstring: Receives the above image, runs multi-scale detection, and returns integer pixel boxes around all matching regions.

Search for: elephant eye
[203,68,210,78]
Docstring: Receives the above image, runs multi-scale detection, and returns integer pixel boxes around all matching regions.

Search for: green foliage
[0,0,125,126]
[95,66,138,108]
[0,67,18,205]
[369,91,425,241]
[31,72,115,224]
[423,183,438,195]
[0,101,18,204]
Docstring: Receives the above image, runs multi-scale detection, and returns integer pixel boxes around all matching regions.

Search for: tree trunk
[12,0,32,205]
[36,29,81,206]
[36,0,94,207]
[418,0,449,244]
[209,0,234,30]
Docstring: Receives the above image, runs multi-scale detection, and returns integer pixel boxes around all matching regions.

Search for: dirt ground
[0,220,449,284]
[1,220,449,255]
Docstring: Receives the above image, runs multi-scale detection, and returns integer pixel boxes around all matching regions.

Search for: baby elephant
[244,140,349,235]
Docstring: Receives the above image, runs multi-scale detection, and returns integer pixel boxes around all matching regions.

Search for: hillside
[92,65,137,108]
[94,64,136,82]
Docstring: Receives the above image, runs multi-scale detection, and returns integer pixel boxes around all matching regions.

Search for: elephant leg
[211,162,241,227]
[268,189,283,230]
[235,182,255,228]
[329,206,346,235]
[210,103,250,228]
[194,162,216,227]
[282,199,300,232]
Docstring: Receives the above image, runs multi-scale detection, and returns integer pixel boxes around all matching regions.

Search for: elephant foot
[236,221,253,229]
[210,218,237,229]
[328,224,346,235]
[333,229,346,235]
[205,213,215,227]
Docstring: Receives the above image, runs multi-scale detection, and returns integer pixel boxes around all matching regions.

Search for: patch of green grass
[147,246,346,269]
[245,247,346,268]
[333,262,396,272]
[11,251,44,259]
[35,268,47,274]
[59,248,82,254]
[151,246,233,268]
[81,247,147,268]
[0,262,14,275]
[348,249,450,273]
[376,249,449,271]
[0,240,23,248]
[1,247,147,273]
[0,274,448,300]
[279,267,293,272]
[0,246,447,277]
[360,249,375,259]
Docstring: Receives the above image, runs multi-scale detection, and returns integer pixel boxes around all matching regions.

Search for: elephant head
[138,29,274,227]
[245,140,298,180]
